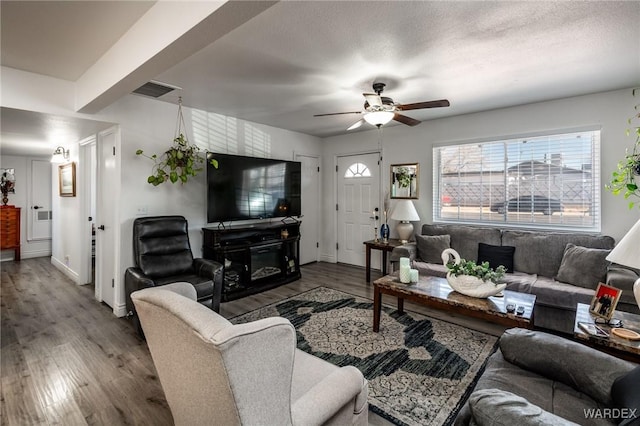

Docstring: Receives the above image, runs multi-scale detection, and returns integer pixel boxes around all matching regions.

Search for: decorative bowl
[442,248,507,298]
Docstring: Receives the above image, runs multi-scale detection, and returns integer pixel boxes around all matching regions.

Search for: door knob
[33,205,43,210]
[97,225,105,230]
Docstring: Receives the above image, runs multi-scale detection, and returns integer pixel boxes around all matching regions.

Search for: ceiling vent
[132,80,181,98]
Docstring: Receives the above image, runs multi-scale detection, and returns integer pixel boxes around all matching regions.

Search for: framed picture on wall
[59,162,76,197]
[390,163,419,199]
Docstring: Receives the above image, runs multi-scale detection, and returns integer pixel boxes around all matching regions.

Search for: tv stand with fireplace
[202,222,301,301]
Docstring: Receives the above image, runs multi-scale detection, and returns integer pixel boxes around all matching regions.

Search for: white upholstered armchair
[131,282,369,426]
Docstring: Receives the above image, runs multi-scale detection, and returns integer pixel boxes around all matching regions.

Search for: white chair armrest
[291,366,367,426]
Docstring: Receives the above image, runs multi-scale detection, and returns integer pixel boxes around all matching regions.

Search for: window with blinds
[433,130,601,231]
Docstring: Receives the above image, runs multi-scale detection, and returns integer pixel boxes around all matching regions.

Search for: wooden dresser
[0,206,21,261]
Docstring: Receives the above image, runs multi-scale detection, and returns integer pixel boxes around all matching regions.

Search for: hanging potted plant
[606,88,640,209]
[136,97,218,186]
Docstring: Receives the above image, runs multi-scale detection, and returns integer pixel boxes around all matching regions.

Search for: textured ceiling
[1,1,639,155]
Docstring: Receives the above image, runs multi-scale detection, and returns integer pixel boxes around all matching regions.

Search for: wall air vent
[132,80,181,98]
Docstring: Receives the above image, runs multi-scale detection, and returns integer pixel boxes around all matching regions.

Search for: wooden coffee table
[574,303,640,362]
[373,273,536,332]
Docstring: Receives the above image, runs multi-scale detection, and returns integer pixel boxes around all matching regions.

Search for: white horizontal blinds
[434,130,601,231]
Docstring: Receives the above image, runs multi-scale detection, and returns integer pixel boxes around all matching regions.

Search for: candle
[410,269,419,283]
[400,265,411,283]
[399,257,410,268]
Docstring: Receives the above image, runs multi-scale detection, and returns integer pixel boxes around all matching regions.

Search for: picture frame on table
[390,163,419,199]
[589,282,622,321]
[59,162,76,197]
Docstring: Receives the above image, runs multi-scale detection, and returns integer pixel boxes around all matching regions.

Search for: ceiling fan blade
[393,113,421,127]
[347,119,365,131]
[363,93,382,108]
[314,111,362,117]
[398,99,450,111]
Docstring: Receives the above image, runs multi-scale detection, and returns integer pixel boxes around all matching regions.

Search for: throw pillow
[555,243,611,289]
[415,234,451,264]
[477,243,515,273]
[468,389,579,426]
[611,366,640,426]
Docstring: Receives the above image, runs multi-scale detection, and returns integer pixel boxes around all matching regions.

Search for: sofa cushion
[611,366,640,426]
[415,234,450,264]
[501,230,614,278]
[531,276,594,310]
[478,243,515,273]
[555,244,611,289]
[468,389,580,426]
[420,224,501,262]
[411,261,447,278]
[501,272,537,294]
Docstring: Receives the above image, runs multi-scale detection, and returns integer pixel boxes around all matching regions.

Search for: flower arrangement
[446,258,506,283]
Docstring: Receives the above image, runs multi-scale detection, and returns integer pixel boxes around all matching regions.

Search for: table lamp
[390,200,420,243]
[606,218,640,311]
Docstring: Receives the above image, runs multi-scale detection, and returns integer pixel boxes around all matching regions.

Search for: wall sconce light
[51,146,69,163]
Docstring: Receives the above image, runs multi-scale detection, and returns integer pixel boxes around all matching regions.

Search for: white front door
[95,128,118,309]
[28,159,52,241]
[296,154,320,265]
[336,152,381,267]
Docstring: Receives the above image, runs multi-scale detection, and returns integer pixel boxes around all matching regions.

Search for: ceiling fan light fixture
[363,111,394,127]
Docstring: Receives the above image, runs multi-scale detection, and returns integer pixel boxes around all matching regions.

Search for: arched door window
[344,162,371,178]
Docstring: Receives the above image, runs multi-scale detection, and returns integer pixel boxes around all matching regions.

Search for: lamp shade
[607,218,640,269]
[390,200,420,222]
[363,111,394,127]
[390,200,420,243]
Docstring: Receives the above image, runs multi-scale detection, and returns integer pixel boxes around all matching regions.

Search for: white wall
[97,94,322,315]
[0,155,52,261]
[320,88,640,262]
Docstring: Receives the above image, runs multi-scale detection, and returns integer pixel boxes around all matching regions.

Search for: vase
[380,223,389,241]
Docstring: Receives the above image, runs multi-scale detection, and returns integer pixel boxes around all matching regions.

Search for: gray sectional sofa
[390,223,639,334]
[455,328,639,425]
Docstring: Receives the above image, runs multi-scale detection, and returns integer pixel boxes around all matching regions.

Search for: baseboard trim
[50,256,80,284]
[113,302,127,318]
[320,254,336,263]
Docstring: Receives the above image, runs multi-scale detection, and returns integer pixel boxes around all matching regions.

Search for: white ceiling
[2,1,640,156]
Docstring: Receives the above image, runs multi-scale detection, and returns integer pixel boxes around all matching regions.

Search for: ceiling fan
[314,82,450,130]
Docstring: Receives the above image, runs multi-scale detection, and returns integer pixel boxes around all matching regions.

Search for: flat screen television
[206,153,302,223]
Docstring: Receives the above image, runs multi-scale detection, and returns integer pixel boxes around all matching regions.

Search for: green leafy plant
[396,166,411,188]
[136,134,218,186]
[606,88,640,209]
[446,258,506,283]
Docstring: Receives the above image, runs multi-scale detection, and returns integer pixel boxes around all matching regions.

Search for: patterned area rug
[231,287,498,426]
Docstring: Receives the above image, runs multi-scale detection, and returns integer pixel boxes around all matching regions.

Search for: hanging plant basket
[606,88,640,209]
[136,97,218,186]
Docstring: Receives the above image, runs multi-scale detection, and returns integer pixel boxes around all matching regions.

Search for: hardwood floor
[1,258,506,426]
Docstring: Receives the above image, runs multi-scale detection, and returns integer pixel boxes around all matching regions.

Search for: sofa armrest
[390,242,417,263]
[607,266,640,306]
[291,366,368,426]
[468,389,580,426]
[499,328,636,406]
[193,258,223,312]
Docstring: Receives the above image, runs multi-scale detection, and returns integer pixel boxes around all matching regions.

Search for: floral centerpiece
[441,248,507,298]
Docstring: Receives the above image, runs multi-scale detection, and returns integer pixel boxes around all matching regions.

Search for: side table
[574,303,640,362]
[363,239,404,283]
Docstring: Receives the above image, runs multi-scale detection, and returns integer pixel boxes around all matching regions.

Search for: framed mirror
[390,163,419,199]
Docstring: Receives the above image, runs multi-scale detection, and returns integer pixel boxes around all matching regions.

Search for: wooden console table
[363,238,404,283]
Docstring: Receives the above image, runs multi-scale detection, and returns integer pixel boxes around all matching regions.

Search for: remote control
[516,306,525,315]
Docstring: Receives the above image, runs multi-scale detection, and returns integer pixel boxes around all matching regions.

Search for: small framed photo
[59,162,76,197]
[589,282,622,321]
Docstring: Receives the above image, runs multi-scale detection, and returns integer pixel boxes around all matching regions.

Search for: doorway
[80,137,97,286]
[296,153,320,265]
[336,152,381,268]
